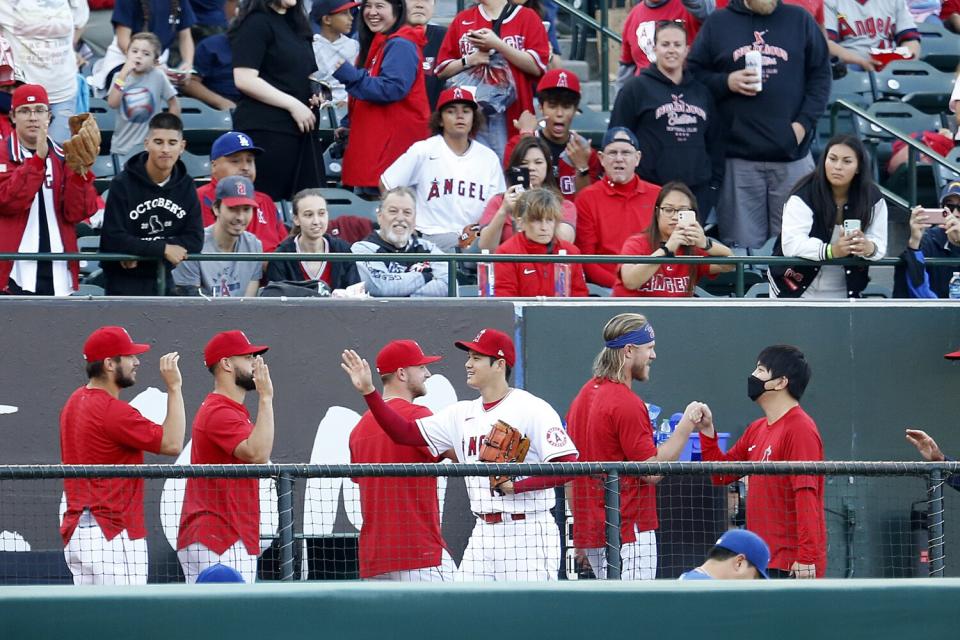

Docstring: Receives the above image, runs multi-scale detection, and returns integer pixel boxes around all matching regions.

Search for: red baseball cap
[11,84,49,111]
[376,340,442,375]
[537,68,581,96]
[215,175,258,209]
[455,328,515,367]
[436,87,478,112]
[945,348,960,360]
[83,326,151,362]
[204,330,269,367]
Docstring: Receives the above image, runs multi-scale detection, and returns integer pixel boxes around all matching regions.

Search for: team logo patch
[557,72,568,88]
[546,426,568,448]
[237,181,247,196]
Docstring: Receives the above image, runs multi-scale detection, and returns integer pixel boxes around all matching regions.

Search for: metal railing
[830,99,960,208]
[9,251,960,299]
[0,461,954,582]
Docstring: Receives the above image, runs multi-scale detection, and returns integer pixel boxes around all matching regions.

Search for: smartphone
[677,210,696,225]
[918,208,949,225]
[507,166,530,190]
[843,219,861,235]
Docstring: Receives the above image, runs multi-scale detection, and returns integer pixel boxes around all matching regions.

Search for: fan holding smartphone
[895,182,960,298]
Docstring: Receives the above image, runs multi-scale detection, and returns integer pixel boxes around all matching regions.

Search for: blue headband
[604,324,655,349]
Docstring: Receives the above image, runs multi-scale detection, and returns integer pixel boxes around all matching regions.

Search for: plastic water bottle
[657,418,673,446]
[646,403,662,423]
[478,249,495,297]
[554,249,571,297]
[950,272,960,299]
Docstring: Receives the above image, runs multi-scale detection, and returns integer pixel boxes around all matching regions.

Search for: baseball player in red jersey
[350,339,455,581]
[177,330,273,583]
[342,328,579,581]
[60,326,186,585]
[693,345,826,578]
[566,313,701,579]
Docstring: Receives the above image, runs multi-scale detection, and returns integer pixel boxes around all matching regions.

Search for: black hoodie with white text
[100,152,203,294]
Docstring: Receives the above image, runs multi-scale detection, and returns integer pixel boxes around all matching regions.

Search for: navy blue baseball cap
[311,0,361,19]
[714,529,770,579]
[940,181,960,205]
[210,131,264,161]
[601,126,639,151]
[215,175,258,209]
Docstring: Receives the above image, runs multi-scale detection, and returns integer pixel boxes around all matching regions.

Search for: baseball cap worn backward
[436,87,478,112]
[204,330,269,368]
[12,84,49,111]
[216,175,259,209]
[537,68,581,96]
[714,529,771,579]
[455,328,515,367]
[941,181,960,205]
[83,326,151,362]
[601,126,639,151]
[210,131,264,161]
[375,340,442,375]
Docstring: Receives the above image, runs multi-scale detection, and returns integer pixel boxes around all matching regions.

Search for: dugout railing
[0,461,954,584]
[9,252,960,298]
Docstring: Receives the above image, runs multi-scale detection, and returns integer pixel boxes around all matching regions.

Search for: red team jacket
[0,136,100,292]
[700,405,827,577]
[567,378,659,547]
[349,398,448,578]
[178,394,262,557]
[342,27,430,188]
[574,175,660,288]
[612,234,713,297]
[494,232,589,297]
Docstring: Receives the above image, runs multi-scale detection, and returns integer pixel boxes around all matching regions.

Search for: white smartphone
[843,219,861,235]
[677,210,696,225]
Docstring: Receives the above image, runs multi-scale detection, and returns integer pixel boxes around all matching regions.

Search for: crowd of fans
[0,0,959,299]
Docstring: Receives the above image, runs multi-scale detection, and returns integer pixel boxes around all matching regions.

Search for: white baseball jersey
[415,388,578,514]
[381,135,506,236]
[825,0,919,56]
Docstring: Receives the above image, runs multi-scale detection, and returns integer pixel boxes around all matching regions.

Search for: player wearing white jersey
[341,328,579,581]
[825,0,921,70]
[380,88,505,252]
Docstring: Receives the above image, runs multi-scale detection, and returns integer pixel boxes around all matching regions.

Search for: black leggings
[241,129,324,201]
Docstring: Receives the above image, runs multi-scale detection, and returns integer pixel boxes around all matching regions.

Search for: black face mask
[747,375,771,402]
[0,91,11,113]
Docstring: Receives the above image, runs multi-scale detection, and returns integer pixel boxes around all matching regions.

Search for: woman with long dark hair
[614,181,732,297]
[333,0,430,196]
[477,136,575,251]
[230,0,318,201]
[770,134,888,299]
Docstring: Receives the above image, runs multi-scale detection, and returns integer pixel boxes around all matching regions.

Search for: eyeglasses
[602,149,636,158]
[15,106,49,117]
[945,203,960,213]
[658,206,696,216]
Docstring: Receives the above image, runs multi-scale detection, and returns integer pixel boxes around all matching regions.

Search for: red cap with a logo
[436,87,478,112]
[455,328,515,367]
[12,84,49,111]
[83,326,151,362]
[204,330,269,367]
[537,68,581,96]
[376,340,442,374]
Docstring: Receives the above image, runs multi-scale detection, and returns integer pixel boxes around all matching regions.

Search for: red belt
[478,512,526,524]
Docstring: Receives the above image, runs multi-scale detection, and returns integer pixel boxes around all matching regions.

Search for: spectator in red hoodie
[197,131,288,252]
[494,188,588,296]
[334,0,430,197]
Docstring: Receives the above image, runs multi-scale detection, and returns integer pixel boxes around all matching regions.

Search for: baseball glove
[61,113,101,176]
[479,419,530,495]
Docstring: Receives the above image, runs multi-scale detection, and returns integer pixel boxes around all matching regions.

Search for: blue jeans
[49,99,76,145]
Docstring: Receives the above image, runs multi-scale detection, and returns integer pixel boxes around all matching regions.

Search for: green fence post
[448,256,458,297]
[735,262,745,298]
[604,469,621,579]
[155,262,166,295]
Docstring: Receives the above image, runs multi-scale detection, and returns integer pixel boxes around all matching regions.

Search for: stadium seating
[91,155,115,194]
[180,151,212,179]
[571,109,611,149]
[87,97,115,150]
[873,60,954,114]
[320,188,379,222]
[916,21,960,72]
[934,147,960,187]
[173,98,233,156]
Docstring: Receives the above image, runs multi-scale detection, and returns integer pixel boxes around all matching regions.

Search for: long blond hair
[592,313,650,382]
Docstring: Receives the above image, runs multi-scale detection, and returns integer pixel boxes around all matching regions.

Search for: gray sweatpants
[717,154,815,249]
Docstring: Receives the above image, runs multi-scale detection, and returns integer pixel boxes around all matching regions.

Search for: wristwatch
[660,242,674,257]
[576,166,590,177]
[702,237,714,251]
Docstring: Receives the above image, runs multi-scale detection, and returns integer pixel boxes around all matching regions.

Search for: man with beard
[349,339,455,580]
[566,313,702,579]
[351,187,450,297]
[177,330,273,583]
[60,326,186,584]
